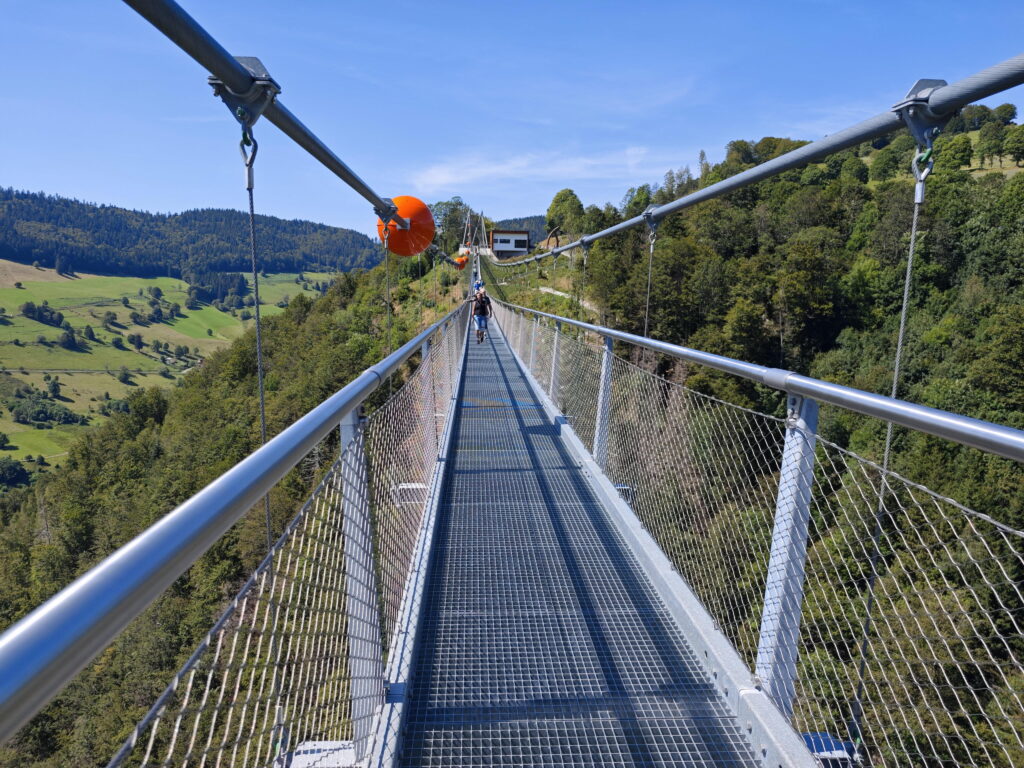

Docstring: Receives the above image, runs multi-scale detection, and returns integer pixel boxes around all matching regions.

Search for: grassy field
[0,262,336,463]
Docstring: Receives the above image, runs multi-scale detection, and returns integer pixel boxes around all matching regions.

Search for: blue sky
[3,1,1024,237]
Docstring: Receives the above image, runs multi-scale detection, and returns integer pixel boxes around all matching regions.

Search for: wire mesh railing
[102,306,469,768]
[493,301,1024,767]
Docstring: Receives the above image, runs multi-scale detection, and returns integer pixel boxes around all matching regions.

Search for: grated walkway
[397,323,759,767]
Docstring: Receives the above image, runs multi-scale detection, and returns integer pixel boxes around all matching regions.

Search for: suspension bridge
[1,2,1024,766]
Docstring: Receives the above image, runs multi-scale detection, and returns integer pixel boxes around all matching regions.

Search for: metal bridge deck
[397,324,759,767]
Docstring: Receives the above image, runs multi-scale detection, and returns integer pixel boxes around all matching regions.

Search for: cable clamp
[893,79,951,202]
[892,78,949,148]
[210,58,280,190]
[374,199,410,231]
[642,206,660,239]
[209,57,281,129]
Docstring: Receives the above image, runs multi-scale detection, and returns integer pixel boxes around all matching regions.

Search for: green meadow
[0,262,335,461]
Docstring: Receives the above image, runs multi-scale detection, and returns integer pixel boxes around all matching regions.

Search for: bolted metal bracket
[892,78,950,150]
[209,56,281,130]
[374,198,410,231]
[642,205,660,236]
[893,79,950,204]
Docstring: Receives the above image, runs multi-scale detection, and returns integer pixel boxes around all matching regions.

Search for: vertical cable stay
[209,58,286,761]
[849,135,936,760]
[382,229,393,395]
[239,128,273,551]
[239,127,288,763]
[640,210,660,371]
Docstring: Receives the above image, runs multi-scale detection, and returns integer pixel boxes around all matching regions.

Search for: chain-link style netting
[493,302,1024,768]
[108,307,469,768]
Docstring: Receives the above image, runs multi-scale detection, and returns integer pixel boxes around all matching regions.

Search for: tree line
[0,188,380,279]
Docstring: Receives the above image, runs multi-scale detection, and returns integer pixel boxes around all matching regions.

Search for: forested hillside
[0,188,379,281]
[495,214,546,242]
[493,105,1024,521]
[533,102,1024,452]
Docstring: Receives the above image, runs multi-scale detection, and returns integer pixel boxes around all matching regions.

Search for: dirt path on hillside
[538,286,598,313]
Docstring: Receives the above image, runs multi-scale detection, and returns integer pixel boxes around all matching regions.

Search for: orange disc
[454,256,468,270]
[376,195,435,256]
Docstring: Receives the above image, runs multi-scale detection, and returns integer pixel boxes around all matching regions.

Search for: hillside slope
[0,188,379,280]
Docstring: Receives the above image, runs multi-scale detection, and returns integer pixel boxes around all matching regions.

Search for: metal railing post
[339,408,385,758]
[592,335,614,469]
[550,320,562,405]
[420,337,438,451]
[519,312,527,357]
[755,394,819,719]
[529,317,538,374]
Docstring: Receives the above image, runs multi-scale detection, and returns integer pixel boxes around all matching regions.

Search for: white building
[489,229,530,259]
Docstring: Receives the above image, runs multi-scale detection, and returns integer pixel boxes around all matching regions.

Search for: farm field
[0,262,335,462]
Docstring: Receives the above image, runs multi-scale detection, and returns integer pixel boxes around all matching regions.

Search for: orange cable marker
[376,195,435,256]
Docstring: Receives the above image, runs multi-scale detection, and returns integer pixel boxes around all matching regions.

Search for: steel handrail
[497,300,1024,464]
[0,304,468,743]
[492,52,1024,266]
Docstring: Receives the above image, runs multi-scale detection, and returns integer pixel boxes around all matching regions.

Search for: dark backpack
[474,296,491,315]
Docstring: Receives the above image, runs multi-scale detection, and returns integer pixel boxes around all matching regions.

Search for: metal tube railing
[121,0,406,225]
[497,301,1024,464]
[0,305,467,743]
[493,52,1024,265]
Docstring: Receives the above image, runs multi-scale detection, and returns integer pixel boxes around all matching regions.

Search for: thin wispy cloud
[573,78,698,117]
[412,147,683,194]
[772,101,885,140]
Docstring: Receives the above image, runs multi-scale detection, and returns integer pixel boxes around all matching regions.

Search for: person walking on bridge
[472,288,492,344]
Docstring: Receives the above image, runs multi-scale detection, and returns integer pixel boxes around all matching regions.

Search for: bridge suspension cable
[122,0,411,229]
[490,55,1024,269]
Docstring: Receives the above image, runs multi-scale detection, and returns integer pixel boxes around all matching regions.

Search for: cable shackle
[912,145,935,204]
[240,124,258,191]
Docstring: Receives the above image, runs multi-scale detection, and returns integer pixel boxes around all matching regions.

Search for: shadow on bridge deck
[397,323,760,767]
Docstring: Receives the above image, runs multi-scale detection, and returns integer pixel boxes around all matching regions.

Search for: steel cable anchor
[892,78,950,203]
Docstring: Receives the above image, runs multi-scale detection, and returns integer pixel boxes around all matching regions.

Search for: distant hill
[0,188,379,283]
[495,215,545,243]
